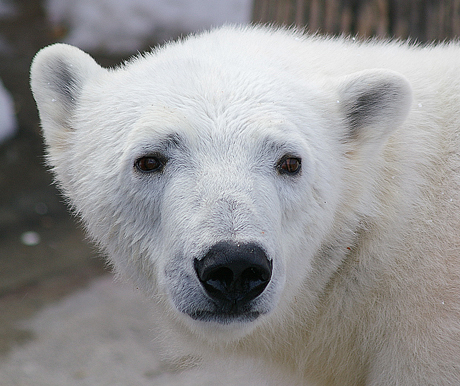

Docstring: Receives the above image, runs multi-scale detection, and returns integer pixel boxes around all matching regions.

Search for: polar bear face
[31,29,411,341]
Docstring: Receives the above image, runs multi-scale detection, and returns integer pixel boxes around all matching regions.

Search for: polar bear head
[30,28,411,343]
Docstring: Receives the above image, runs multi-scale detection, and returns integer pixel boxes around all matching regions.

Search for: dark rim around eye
[135,156,165,173]
[278,156,301,175]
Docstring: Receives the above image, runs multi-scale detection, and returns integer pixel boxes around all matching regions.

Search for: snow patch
[45,0,253,53]
[0,78,17,144]
[0,0,17,18]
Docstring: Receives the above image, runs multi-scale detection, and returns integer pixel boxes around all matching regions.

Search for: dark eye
[135,156,165,173]
[277,156,301,175]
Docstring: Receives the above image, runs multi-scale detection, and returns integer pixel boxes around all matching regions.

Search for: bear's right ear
[337,69,412,152]
[30,44,105,151]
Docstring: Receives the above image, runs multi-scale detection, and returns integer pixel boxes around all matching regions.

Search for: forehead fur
[73,34,332,160]
[105,27,326,113]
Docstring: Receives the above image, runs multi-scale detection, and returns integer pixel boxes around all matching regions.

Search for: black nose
[194,242,272,309]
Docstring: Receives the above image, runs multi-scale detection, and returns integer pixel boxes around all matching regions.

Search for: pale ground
[0,274,267,386]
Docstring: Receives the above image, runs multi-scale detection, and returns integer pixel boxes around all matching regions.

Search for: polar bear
[30,26,460,385]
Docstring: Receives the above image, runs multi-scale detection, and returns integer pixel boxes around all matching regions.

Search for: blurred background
[0,0,458,385]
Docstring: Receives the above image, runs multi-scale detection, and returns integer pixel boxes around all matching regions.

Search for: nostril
[243,266,271,283]
[203,267,234,297]
[194,242,272,307]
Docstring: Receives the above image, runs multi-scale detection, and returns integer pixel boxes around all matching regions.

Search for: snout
[194,242,272,316]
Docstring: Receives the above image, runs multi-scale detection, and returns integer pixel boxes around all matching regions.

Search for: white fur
[31,25,460,385]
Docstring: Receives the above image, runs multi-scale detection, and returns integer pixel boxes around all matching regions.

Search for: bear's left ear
[337,69,412,148]
[30,44,106,153]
